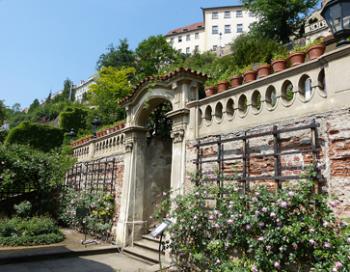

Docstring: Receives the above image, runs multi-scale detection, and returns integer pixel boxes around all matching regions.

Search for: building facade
[165,5,258,55]
[74,75,96,103]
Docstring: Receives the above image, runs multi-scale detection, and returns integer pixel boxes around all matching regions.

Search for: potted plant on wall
[204,80,217,97]
[230,68,243,88]
[288,45,306,67]
[306,37,325,60]
[271,51,288,73]
[243,65,257,83]
[217,72,230,93]
[256,62,271,78]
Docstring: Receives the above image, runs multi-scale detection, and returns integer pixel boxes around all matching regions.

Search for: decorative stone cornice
[170,129,185,143]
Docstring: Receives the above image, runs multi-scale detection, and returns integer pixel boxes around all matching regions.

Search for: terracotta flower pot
[205,86,217,97]
[271,59,286,73]
[288,52,306,67]
[217,81,229,93]
[243,70,257,83]
[230,75,242,88]
[257,64,271,78]
[307,44,325,60]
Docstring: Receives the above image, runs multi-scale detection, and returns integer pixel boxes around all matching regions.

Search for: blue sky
[0,0,238,108]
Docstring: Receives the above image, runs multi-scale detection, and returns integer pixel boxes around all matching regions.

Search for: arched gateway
[115,68,207,245]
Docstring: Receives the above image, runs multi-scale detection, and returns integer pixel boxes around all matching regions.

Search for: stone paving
[0,253,154,272]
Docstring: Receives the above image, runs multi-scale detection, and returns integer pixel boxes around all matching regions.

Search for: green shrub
[165,180,350,271]
[14,201,32,218]
[59,106,89,133]
[0,144,75,216]
[5,121,64,152]
[231,33,285,68]
[58,188,115,240]
[0,217,64,246]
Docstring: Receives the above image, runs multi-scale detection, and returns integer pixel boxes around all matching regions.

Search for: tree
[135,35,182,78]
[97,39,135,70]
[88,66,135,125]
[0,100,6,126]
[242,0,319,43]
[28,99,40,114]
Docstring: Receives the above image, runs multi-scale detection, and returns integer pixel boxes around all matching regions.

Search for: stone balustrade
[73,130,126,162]
[187,45,350,139]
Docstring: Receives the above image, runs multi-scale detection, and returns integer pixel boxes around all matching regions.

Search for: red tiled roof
[166,22,204,36]
[120,67,208,106]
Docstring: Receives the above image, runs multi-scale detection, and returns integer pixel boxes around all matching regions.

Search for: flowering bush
[58,188,115,240]
[166,180,350,271]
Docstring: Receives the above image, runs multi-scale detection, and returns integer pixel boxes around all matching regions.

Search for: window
[212,25,219,34]
[186,47,190,54]
[178,49,182,53]
[170,38,174,44]
[224,11,231,18]
[186,34,191,41]
[225,25,231,34]
[236,10,243,18]
[212,11,219,19]
[195,32,199,39]
[237,24,243,33]
[194,45,199,52]
[249,11,255,17]
[213,45,218,51]
[178,36,182,42]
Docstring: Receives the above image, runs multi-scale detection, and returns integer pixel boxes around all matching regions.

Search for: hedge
[0,217,64,246]
[59,106,89,133]
[5,121,64,152]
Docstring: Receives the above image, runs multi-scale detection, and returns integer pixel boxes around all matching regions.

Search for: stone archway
[115,69,207,246]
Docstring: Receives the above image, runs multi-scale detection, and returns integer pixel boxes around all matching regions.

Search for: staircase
[123,234,164,265]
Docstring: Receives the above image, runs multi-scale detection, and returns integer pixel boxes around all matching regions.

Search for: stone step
[123,245,160,265]
[134,239,163,254]
[142,234,161,243]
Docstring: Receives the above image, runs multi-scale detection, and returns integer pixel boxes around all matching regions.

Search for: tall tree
[28,99,40,114]
[88,66,135,125]
[0,100,6,126]
[135,35,181,78]
[97,39,135,70]
[242,0,319,43]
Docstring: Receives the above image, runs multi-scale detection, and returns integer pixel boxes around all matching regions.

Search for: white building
[165,5,258,55]
[74,75,96,103]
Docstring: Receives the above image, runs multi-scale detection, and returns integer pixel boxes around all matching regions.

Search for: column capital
[170,128,185,143]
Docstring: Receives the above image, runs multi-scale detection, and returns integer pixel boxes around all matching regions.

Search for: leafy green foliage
[59,106,89,133]
[14,201,32,218]
[58,188,115,240]
[243,0,319,43]
[88,66,135,125]
[0,217,64,246]
[0,144,74,193]
[97,39,135,70]
[165,180,350,271]
[135,35,182,78]
[5,122,64,152]
[231,33,285,68]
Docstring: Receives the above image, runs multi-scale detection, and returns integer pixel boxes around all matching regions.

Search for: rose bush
[165,180,350,271]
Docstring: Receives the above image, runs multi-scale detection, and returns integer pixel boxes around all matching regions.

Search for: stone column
[167,109,190,198]
[115,126,147,246]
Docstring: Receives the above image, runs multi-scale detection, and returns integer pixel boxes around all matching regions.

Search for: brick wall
[185,108,350,219]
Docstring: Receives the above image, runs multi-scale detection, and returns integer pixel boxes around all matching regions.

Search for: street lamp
[67,128,76,139]
[92,117,101,138]
[321,0,350,47]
